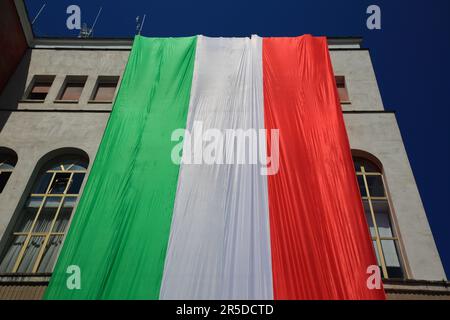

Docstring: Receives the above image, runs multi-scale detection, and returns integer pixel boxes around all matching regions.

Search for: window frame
[354,155,408,279]
[0,156,88,274]
[55,75,88,103]
[22,75,56,102]
[335,75,351,104]
[89,75,119,103]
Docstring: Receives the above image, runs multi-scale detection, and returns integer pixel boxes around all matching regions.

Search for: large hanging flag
[44,35,385,300]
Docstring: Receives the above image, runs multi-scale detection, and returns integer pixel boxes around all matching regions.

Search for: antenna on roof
[78,23,90,38]
[136,14,147,35]
[136,16,141,34]
[88,6,103,37]
[78,6,103,38]
[31,3,46,25]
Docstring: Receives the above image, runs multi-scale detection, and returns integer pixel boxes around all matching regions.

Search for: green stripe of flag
[45,35,197,299]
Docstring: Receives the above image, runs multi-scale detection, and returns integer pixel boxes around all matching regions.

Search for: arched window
[0,154,88,274]
[0,148,18,194]
[353,153,404,279]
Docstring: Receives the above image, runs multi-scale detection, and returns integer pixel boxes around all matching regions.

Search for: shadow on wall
[0,0,28,93]
[0,49,32,132]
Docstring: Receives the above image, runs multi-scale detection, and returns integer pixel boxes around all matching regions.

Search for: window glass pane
[0,162,14,170]
[16,196,43,233]
[0,171,12,193]
[357,176,366,197]
[353,157,379,173]
[372,200,394,237]
[353,159,362,172]
[335,76,345,86]
[381,240,401,267]
[53,197,76,233]
[335,76,349,101]
[28,92,47,100]
[337,87,349,102]
[94,83,117,101]
[49,163,64,171]
[52,159,87,171]
[363,161,379,172]
[68,173,85,194]
[376,213,393,237]
[32,172,53,194]
[37,235,63,273]
[71,163,87,171]
[381,240,404,278]
[48,173,71,194]
[366,175,385,197]
[371,241,385,278]
[372,240,381,265]
[64,161,87,171]
[32,197,61,233]
[28,82,52,100]
[386,266,404,279]
[60,83,84,101]
[363,200,375,237]
[0,235,26,273]
[61,159,79,170]
[31,83,51,94]
[17,236,44,273]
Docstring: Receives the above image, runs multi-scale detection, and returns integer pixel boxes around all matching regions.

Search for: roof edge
[14,0,363,50]
[14,0,34,46]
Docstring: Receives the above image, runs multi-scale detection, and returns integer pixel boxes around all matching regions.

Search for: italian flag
[45,35,385,300]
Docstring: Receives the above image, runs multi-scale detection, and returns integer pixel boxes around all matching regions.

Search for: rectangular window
[335,75,350,103]
[57,76,87,102]
[26,75,55,101]
[90,76,119,102]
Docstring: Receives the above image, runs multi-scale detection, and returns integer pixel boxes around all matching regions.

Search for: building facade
[0,1,448,299]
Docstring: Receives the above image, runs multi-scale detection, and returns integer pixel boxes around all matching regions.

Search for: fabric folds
[160,36,273,300]
[44,35,385,300]
[45,36,197,299]
[263,36,385,299]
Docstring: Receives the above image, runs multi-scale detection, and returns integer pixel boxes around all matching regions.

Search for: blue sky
[24,0,450,277]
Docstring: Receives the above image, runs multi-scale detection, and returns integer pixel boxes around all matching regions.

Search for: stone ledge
[384,279,450,300]
[0,273,51,284]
